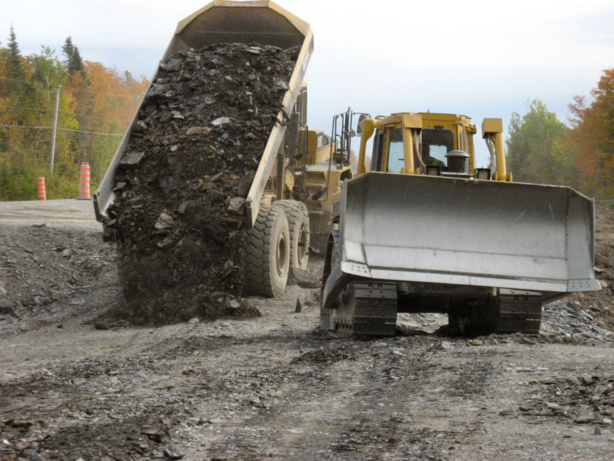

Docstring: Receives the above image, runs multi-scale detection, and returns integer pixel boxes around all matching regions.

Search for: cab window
[386,128,405,173]
[371,132,384,171]
[422,128,454,167]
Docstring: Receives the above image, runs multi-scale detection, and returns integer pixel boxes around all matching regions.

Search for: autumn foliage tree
[0,28,148,200]
[506,71,614,201]
[568,68,614,199]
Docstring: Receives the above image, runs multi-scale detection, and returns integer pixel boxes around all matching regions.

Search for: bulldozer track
[496,289,543,334]
[331,281,398,336]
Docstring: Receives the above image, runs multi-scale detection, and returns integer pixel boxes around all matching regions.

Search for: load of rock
[103,43,297,324]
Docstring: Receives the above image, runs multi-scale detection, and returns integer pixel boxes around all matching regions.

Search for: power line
[1,77,147,98]
[4,105,57,112]
[0,123,124,136]
[4,106,125,120]
[2,104,123,122]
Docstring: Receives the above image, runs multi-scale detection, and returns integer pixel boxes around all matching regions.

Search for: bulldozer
[321,110,601,336]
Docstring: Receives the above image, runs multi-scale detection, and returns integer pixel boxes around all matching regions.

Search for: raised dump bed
[94,0,313,225]
[92,1,315,324]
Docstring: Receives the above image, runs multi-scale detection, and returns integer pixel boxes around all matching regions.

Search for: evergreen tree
[4,26,28,98]
[6,27,24,78]
[62,36,85,76]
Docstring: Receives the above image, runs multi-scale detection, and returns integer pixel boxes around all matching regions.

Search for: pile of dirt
[0,225,118,329]
[103,43,297,325]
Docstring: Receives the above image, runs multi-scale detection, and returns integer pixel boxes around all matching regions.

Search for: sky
[3,0,614,166]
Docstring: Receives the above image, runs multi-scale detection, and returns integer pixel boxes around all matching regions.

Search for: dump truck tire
[245,206,290,298]
[272,200,309,273]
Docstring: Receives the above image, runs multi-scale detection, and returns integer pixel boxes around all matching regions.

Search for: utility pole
[50,86,61,172]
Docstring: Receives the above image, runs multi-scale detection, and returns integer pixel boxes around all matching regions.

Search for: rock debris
[103,43,297,325]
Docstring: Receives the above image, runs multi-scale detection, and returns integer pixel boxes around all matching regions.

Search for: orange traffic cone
[78,162,91,199]
[37,176,46,201]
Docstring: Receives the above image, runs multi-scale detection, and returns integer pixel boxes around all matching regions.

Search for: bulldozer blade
[337,172,600,297]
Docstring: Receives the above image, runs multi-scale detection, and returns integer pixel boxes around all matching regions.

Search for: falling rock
[225,297,241,309]
[186,126,212,137]
[120,152,145,169]
[108,42,296,324]
[212,116,232,128]
[157,236,171,248]
[133,120,148,132]
[228,197,246,214]
[274,78,289,90]
[155,212,174,231]
[177,202,189,214]
[162,58,182,72]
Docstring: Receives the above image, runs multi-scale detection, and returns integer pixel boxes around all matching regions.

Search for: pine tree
[62,36,85,75]
[4,26,27,97]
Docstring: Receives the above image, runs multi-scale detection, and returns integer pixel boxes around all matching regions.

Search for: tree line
[0,26,611,202]
[506,68,614,201]
[0,27,149,200]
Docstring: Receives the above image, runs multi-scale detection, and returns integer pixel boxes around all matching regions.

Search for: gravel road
[1,200,613,461]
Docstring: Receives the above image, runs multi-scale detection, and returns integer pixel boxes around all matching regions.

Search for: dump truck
[321,110,601,336]
[94,0,351,300]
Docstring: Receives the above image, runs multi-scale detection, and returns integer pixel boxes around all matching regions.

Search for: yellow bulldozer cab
[359,112,480,177]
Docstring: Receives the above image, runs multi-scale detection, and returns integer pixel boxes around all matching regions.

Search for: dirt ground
[1,200,613,461]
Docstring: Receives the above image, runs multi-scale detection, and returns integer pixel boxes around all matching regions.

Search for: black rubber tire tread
[245,206,290,298]
[272,200,310,273]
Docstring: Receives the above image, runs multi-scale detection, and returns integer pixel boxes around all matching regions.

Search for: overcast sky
[3,0,614,166]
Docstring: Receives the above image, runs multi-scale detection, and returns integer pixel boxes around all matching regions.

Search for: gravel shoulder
[0,200,613,461]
